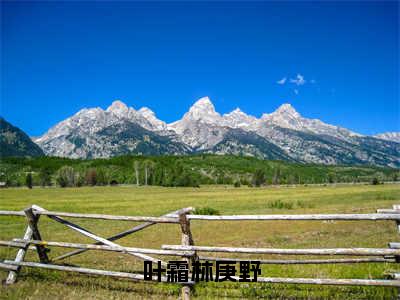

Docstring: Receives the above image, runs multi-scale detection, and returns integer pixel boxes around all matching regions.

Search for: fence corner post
[24,206,49,263]
[179,211,196,300]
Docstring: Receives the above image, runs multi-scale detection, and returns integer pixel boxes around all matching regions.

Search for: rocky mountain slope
[374,132,400,143]
[0,117,44,158]
[33,97,399,167]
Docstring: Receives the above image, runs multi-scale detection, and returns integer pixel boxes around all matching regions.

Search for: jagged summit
[223,107,257,129]
[192,96,213,107]
[274,103,300,116]
[188,96,217,114]
[106,100,130,113]
[182,96,221,123]
[138,107,167,131]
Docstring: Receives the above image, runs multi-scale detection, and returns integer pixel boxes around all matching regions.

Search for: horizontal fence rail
[187,214,400,221]
[1,239,195,257]
[4,210,400,221]
[0,209,180,223]
[198,256,395,264]
[162,245,400,256]
[1,204,400,300]
[2,260,195,285]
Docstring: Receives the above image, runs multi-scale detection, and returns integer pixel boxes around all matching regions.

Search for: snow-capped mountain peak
[138,107,167,131]
[106,100,131,117]
[188,96,217,113]
[192,96,213,108]
[183,96,221,123]
[260,103,303,130]
[274,103,300,117]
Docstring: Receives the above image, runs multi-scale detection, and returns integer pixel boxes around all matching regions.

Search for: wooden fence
[1,204,400,299]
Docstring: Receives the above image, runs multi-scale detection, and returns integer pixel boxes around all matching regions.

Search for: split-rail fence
[1,204,400,299]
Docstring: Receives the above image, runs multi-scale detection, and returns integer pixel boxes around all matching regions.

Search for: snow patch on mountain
[138,107,167,131]
[222,108,258,129]
[374,132,400,143]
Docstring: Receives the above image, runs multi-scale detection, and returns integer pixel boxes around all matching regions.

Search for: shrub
[56,166,75,187]
[267,200,294,210]
[371,177,380,185]
[193,207,220,215]
[296,200,315,209]
[234,181,241,188]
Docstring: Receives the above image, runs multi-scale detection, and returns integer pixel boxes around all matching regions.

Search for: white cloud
[290,74,306,86]
[277,77,287,85]
[294,89,299,95]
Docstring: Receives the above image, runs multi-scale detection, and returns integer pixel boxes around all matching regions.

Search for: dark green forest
[0,155,398,188]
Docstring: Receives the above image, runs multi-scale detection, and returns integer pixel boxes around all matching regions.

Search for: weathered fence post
[5,225,33,284]
[392,205,400,300]
[179,211,197,300]
[24,207,49,263]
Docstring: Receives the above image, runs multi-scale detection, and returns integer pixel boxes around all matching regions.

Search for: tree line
[1,154,398,188]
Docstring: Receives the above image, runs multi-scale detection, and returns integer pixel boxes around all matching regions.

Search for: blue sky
[1,1,399,136]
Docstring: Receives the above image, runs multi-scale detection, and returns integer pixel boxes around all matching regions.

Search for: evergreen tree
[25,173,33,189]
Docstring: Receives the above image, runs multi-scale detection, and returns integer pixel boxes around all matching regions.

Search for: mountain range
[28,97,399,168]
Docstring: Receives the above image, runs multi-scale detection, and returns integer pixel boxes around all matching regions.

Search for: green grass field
[1,184,400,299]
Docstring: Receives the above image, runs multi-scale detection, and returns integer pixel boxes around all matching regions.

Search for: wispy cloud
[290,74,306,86]
[276,77,287,85]
[277,73,315,95]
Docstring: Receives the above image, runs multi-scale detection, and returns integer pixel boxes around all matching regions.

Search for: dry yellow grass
[0,184,399,299]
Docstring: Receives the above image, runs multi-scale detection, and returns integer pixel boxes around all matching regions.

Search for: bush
[371,177,380,185]
[234,181,241,188]
[56,166,75,187]
[296,200,315,209]
[267,200,294,210]
[193,207,220,215]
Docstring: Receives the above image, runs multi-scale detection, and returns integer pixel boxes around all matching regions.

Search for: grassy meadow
[0,184,400,299]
